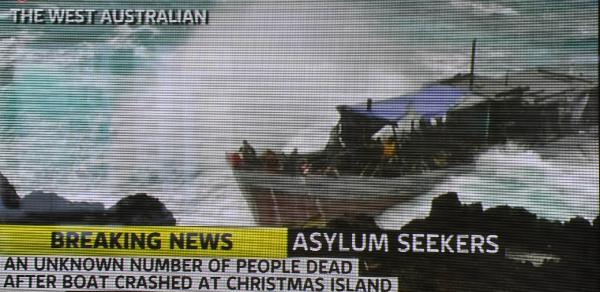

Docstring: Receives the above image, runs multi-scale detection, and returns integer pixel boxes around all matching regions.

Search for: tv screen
[0,1,597,291]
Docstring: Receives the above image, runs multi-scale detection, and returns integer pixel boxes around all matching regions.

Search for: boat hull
[232,166,469,226]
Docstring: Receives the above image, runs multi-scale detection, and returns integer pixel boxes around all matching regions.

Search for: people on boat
[227,152,242,168]
[323,165,340,177]
[299,159,311,176]
[239,140,259,166]
[282,148,299,174]
[261,149,281,172]
[233,124,448,177]
[432,150,449,168]
[360,137,383,176]
[232,133,458,176]
[382,137,396,162]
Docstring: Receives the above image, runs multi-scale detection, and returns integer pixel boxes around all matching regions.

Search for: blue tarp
[344,85,465,123]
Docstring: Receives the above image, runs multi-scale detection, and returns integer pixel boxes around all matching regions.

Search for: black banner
[288,229,502,257]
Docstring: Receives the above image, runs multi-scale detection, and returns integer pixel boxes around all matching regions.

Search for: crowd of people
[228,140,312,175]
[330,128,467,178]
[228,140,329,176]
[228,120,479,178]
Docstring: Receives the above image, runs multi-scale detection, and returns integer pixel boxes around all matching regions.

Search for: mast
[469,38,477,90]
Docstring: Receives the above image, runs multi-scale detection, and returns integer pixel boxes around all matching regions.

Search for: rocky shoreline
[328,192,599,292]
[2,172,598,290]
[1,172,175,226]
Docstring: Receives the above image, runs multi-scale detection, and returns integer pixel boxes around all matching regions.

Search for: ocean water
[0,1,597,226]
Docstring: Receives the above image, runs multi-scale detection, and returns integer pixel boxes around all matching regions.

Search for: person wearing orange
[382,137,396,161]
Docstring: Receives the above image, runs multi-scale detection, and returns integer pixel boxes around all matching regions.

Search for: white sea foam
[378,142,599,229]
[450,0,519,16]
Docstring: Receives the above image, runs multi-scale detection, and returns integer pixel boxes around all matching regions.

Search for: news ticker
[0,225,501,258]
[1,256,397,291]
[0,225,501,291]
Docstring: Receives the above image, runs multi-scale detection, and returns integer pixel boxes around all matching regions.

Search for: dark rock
[21,191,104,214]
[360,192,600,291]
[429,191,462,220]
[403,192,485,234]
[19,191,106,224]
[108,193,175,226]
[0,187,176,226]
[560,216,597,263]
[0,172,20,209]
[565,216,592,228]
[482,205,539,249]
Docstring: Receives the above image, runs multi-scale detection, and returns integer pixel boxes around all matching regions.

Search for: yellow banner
[0,225,287,258]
